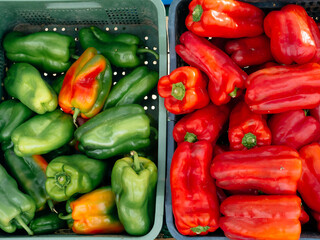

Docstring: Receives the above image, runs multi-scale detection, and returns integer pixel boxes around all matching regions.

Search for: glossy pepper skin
[269,110,320,150]
[79,26,158,68]
[75,104,151,160]
[11,109,75,157]
[3,31,75,73]
[29,212,67,235]
[210,145,302,195]
[228,101,272,151]
[111,151,157,235]
[104,66,159,109]
[264,4,320,65]
[157,66,209,114]
[0,164,36,235]
[4,149,49,211]
[45,154,106,202]
[59,186,124,234]
[185,0,264,38]
[225,35,274,68]
[310,104,320,122]
[4,63,58,114]
[173,103,230,145]
[245,63,320,114]
[220,195,302,240]
[0,99,33,143]
[176,31,247,105]
[59,47,112,122]
[171,141,219,235]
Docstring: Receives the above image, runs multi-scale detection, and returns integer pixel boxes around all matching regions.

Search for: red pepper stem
[184,132,197,143]
[15,215,34,236]
[73,108,80,127]
[136,48,159,60]
[131,151,141,172]
[192,5,203,22]
[58,213,73,220]
[242,132,257,149]
[229,87,239,98]
[190,225,210,234]
[172,82,186,101]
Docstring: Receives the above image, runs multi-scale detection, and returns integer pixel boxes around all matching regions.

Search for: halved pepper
[185,0,265,38]
[4,63,58,114]
[111,151,157,235]
[269,110,320,149]
[59,186,124,234]
[158,66,210,114]
[59,47,112,123]
[176,31,247,105]
[210,145,302,195]
[75,104,151,160]
[0,164,36,235]
[171,141,219,235]
[220,195,302,240]
[3,31,75,73]
[11,109,75,157]
[45,154,106,202]
[228,101,272,151]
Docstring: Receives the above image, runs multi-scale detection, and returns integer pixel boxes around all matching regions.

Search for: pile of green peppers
[0,26,159,236]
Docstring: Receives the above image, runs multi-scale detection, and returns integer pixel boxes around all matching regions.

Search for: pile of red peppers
[158,0,320,239]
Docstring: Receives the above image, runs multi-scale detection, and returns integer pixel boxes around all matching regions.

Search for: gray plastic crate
[0,0,167,239]
[166,0,320,239]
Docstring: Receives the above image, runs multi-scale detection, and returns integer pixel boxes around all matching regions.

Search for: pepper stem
[190,225,210,234]
[304,109,309,116]
[131,151,141,172]
[15,215,33,236]
[193,5,203,22]
[184,132,197,143]
[242,132,257,149]
[171,82,186,101]
[73,108,80,128]
[48,199,58,214]
[55,172,71,189]
[58,213,73,220]
[136,48,159,60]
[229,87,238,98]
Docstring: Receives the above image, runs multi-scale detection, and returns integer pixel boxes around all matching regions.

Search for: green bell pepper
[3,31,75,73]
[11,109,75,157]
[75,104,151,160]
[111,151,157,235]
[45,154,106,202]
[79,26,159,68]
[103,66,159,109]
[4,63,58,114]
[0,164,36,235]
[0,99,33,143]
[29,212,67,235]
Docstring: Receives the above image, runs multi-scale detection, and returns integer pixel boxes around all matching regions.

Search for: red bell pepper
[170,141,219,235]
[59,47,112,123]
[228,101,271,151]
[225,35,274,68]
[245,63,320,114]
[185,0,264,38]
[269,110,320,150]
[298,143,320,215]
[157,66,209,114]
[220,195,302,240]
[176,31,247,105]
[311,211,320,231]
[172,103,230,144]
[264,4,320,65]
[310,104,320,122]
[210,145,302,195]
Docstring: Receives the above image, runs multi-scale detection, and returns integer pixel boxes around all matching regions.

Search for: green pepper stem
[136,48,159,60]
[55,172,71,189]
[15,215,33,236]
[193,5,203,22]
[48,199,58,214]
[229,87,239,98]
[171,82,186,101]
[242,132,257,149]
[184,132,197,143]
[58,213,73,221]
[131,151,141,172]
[73,108,80,128]
[71,54,79,60]
[190,225,210,234]
[304,109,309,116]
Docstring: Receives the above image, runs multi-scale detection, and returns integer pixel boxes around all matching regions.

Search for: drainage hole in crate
[151,106,155,110]
[153,61,157,65]
[144,96,148,100]
[44,72,48,76]
[106,27,110,31]
[144,106,148,110]
[114,27,118,31]
[61,27,66,32]
[153,47,157,51]
[113,72,117,76]
[45,28,49,31]
[122,71,126,75]
[144,61,148,65]
[145,36,149,41]
[53,27,57,31]
[152,94,157,100]
[75,37,78,42]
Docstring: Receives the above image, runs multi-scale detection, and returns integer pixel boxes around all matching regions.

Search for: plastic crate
[166,0,320,239]
[0,0,167,239]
